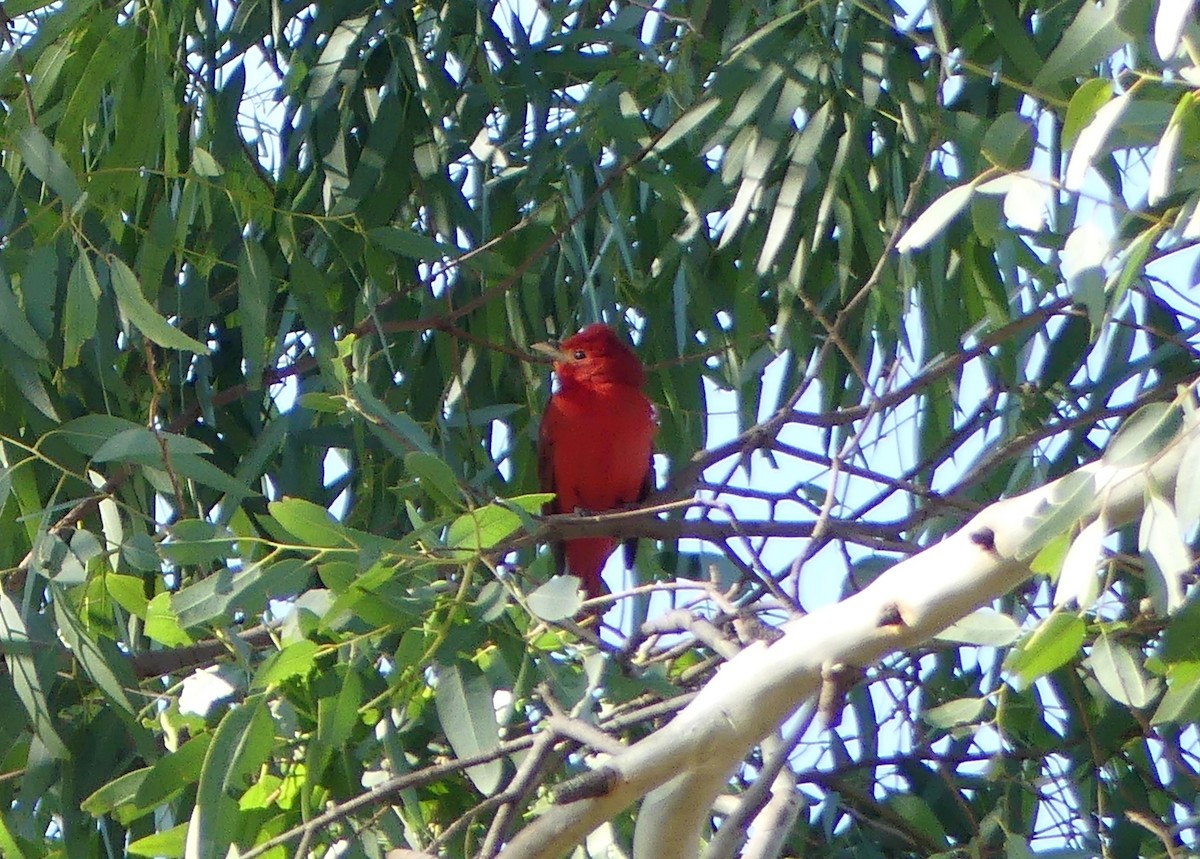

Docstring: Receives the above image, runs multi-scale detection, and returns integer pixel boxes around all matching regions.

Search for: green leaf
[32,531,86,584]
[128,824,187,858]
[500,493,555,531]
[160,519,234,565]
[0,812,27,859]
[121,533,161,573]
[1065,91,1130,190]
[1162,594,1200,663]
[105,573,150,618]
[527,575,583,621]
[1175,430,1200,530]
[0,337,57,421]
[19,244,54,343]
[1004,835,1039,859]
[434,662,502,794]
[923,697,987,729]
[172,558,309,629]
[1034,1,1132,98]
[884,794,948,847]
[134,734,210,812]
[652,97,721,153]
[367,226,455,261]
[108,257,209,354]
[191,147,223,177]
[447,503,522,552]
[981,113,1034,171]
[92,426,212,463]
[237,239,270,387]
[935,609,1022,646]
[4,1,64,18]
[980,3,1042,83]
[80,766,150,818]
[1139,490,1188,615]
[1005,612,1086,687]
[252,639,319,689]
[1104,402,1184,467]
[16,125,82,205]
[0,590,67,758]
[896,183,975,253]
[187,695,274,859]
[310,666,363,778]
[1053,518,1106,609]
[1062,79,1114,149]
[405,452,463,511]
[269,497,350,547]
[1038,314,1090,389]
[63,254,101,369]
[0,267,49,362]
[297,392,345,413]
[165,453,256,501]
[1028,533,1070,580]
[50,582,137,714]
[1087,635,1156,708]
[1016,472,1097,559]
[57,414,144,455]
[1148,93,1191,205]
[350,380,435,455]
[1152,660,1200,724]
[145,592,192,647]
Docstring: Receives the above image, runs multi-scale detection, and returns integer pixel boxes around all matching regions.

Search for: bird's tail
[565,537,618,600]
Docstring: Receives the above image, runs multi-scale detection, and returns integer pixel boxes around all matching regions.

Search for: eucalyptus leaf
[434,662,502,795]
[1005,613,1086,687]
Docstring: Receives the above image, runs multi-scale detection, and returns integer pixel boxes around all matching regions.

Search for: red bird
[534,324,656,600]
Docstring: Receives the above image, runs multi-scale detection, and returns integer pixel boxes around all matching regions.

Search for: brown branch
[130,625,277,679]
[238,732,543,859]
[1126,810,1184,859]
[0,7,38,125]
[524,507,904,550]
[478,730,564,859]
[239,690,698,859]
[659,297,1072,518]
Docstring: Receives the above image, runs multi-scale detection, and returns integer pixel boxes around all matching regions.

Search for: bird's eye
[573,349,586,360]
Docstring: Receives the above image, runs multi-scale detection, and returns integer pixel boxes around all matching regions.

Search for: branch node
[734,613,784,646]
[552,766,620,804]
[817,662,861,727]
[969,526,997,553]
[877,602,905,629]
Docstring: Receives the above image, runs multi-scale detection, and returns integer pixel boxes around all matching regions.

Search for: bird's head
[532,324,645,388]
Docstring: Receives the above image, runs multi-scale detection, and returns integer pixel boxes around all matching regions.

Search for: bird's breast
[546,384,654,512]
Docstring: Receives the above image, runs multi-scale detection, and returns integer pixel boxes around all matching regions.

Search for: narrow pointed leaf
[109,257,209,353]
[897,183,975,252]
[187,695,274,859]
[1088,635,1155,708]
[434,662,502,794]
[237,239,270,387]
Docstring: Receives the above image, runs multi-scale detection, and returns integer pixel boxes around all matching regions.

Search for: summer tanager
[534,324,656,600]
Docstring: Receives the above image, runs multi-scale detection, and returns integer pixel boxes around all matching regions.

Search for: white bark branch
[736,768,803,859]
[498,418,1196,859]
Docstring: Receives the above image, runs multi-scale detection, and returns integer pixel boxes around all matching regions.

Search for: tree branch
[498,409,1199,859]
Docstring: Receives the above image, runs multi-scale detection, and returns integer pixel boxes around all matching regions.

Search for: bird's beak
[532,340,569,363]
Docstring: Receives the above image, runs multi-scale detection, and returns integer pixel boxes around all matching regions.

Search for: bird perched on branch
[534,324,656,600]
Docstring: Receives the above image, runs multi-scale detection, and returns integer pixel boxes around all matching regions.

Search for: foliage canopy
[0,0,1197,856]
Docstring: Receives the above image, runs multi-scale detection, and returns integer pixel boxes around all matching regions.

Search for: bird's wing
[536,412,555,501]
[537,409,566,575]
[622,450,654,571]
